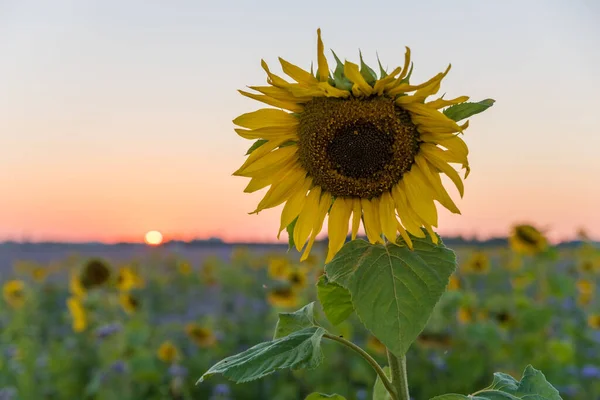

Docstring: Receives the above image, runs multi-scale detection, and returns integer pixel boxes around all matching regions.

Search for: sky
[1,0,599,243]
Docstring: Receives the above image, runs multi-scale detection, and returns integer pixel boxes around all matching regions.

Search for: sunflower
[267,286,298,308]
[509,224,547,255]
[233,29,492,262]
[80,258,111,289]
[576,279,595,296]
[69,273,86,298]
[268,256,292,279]
[119,293,140,314]
[462,252,490,274]
[67,296,87,333]
[185,323,217,348]
[457,306,474,324]
[3,280,26,309]
[286,267,309,290]
[177,261,193,276]
[31,267,48,283]
[588,314,600,329]
[447,275,461,291]
[116,267,145,291]
[157,341,180,363]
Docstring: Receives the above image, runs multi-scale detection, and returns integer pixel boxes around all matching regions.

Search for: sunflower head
[185,323,217,348]
[116,267,145,291]
[80,258,112,289]
[119,293,140,314]
[493,310,514,328]
[67,296,87,333]
[31,267,48,283]
[578,292,594,307]
[3,280,26,309]
[286,267,308,290]
[463,252,490,274]
[267,286,298,308]
[588,314,600,329]
[234,29,493,262]
[447,275,461,291]
[457,306,474,324]
[177,262,193,276]
[509,224,548,255]
[576,279,595,296]
[268,256,292,279]
[70,273,87,297]
[157,341,180,363]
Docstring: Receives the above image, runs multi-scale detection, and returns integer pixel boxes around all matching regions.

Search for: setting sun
[144,230,163,246]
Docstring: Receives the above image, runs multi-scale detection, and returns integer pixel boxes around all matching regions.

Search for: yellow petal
[249,85,312,103]
[344,61,373,96]
[278,177,312,237]
[420,144,465,197]
[379,191,399,243]
[414,155,460,214]
[233,108,298,130]
[234,126,298,141]
[235,146,297,177]
[351,198,362,240]
[373,67,402,95]
[388,64,450,97]
[396,222,413,249]
[424,225,439,244]
[279,57,319,86]
[426,95,470,109]
[316,29,329,82]
[252,166,306,213]
[403,169,438,227]
[238,90,304,113]
[293,187,322,251]
[391,182,425,238]
[398,47,412,80]
[326,198,352,263]
[361,198,383,243]
[301,193,332,261]
[317,81,351,98]
[234,137,289,175]
[261,60,293,88]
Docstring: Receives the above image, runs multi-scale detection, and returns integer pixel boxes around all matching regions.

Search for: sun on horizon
[144,230,163,246]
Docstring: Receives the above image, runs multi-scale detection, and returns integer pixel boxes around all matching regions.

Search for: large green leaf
[325,231,457,356]
[443,99,495,122]
[317,275,354,325]
[305,394,347,400]
[430,365,562,400]
[372,366,392,400]
[198,327,326,383]
[274,302,316,339]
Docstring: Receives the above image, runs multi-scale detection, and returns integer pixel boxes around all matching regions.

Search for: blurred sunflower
[576,279,595,296]
[578,292,594,307]
[69,273,86,297]
[116,267,145,291]
[447,275,461,291]
[119,293,140,314]
[588,314,600,329]
[234,29,492,262]
[267,287,298,308]
[3,280,26,309]
[286,267,309,290]
[462,252,490,274]
[579,257,600,274]
[509,224,547,255]
[493,310,515,329]
[67,296,87,333]
[185,323,217,348]
[177,262,193,276]
[268,257,292,279]
[80,258,111,289]
[157,341,180,363]
[457,306,474,324]
[31,267,48,283]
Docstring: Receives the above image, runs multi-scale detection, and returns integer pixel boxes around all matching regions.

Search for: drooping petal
[326,197,352,262]
[278,177,313,237]
[361,198,383,243]
[344,61,374,96]
[351,199,362,240]
[403,169,438,227]
[235,146,297,177]
[414,155,460,214]
[373,66,401,95]
[426,95,470,109]
[279,57,319,86]
[379,191,399,242]
[234,137,289,175]
[252,166,307,213]
[391,182,426,238]
[234,126,298,141]
[420,144,465,196]
[238,90,304,113]
[293,187,322,251]
[301,193,332,261]
[233,109,298,130]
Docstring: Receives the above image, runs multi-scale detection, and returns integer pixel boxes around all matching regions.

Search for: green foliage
[274,302,316,339]
[373,366,392,400]
[305,393,347,399]
[443,99,495,122]
[325,232,457,356]
[317,275,354,325]
[359,52,377,85]
[431,365,562,400]
[286,217,297,251]
[199,327,326,383]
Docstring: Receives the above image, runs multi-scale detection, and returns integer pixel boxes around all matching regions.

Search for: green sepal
[359,51,377,86]
[245,139,268,155]
[377,53,387,78]
[400,62,413,84]
[286,217,298,251]
[443,99,495,122]
[331,50,353,91]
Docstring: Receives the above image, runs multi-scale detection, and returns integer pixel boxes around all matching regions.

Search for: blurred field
[1,240,600,400]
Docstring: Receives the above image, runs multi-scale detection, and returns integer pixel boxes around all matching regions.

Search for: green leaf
[331,50,353,91]
[359,51,377,86]
[317,275,354,325]
[305,394,347,400]
[377,54,387,78]
[430,365,562,400]
[198,327,326,384]
[286,217,297,251]
[443,99,495,122]
[372,366,392,400]
[274,302,316,339]
[246,139,267,155]
[325,231,457,356]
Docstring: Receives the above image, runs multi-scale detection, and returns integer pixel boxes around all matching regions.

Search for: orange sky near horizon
[1,1,599,244]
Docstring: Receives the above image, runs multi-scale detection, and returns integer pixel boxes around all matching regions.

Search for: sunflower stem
[323,333,397,400]
[387,349,410,400]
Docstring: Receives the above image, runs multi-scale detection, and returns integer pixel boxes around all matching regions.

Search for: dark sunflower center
[298,96,420,198]
[516,229,540,245]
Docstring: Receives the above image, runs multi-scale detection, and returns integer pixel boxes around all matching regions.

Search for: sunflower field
[1,233,599,400]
